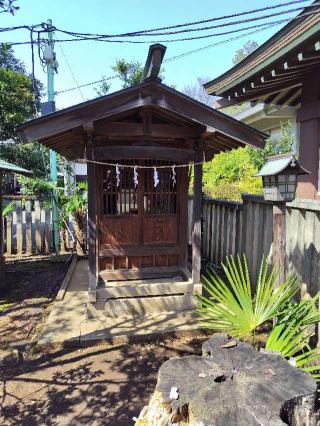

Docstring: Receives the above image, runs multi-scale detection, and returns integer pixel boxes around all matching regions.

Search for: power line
[164,23,278,63]
[6,8,320,47]
[54,36,86,101]
[55,75,118,95]
[55,2,317,39]
[2,0,318,46]
[54,22,279,96]
[0,23,42,33]
[0,1,308,35]
[48,0,314,38]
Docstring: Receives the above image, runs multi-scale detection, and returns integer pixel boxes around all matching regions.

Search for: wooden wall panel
[168,255,180,267]
[155,255,167,267]
[100,257,113,270]
[100,216,139,247]
[141,256,154,268]
[114,256,127,270]
[128,256,141,270]
[143,216,177,245]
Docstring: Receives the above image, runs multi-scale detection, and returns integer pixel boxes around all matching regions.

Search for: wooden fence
[4,197,73,256]
[189,194,320,297]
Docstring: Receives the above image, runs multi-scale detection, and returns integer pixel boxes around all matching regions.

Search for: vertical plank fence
[3,197,73,256]
[189,194,320,297]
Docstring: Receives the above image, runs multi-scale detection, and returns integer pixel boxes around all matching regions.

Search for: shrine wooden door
[98,160,188,280]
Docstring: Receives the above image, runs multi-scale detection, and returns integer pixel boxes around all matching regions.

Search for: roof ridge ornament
[143,44,167,83]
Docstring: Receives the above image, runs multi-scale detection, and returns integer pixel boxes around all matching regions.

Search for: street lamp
[256,153,309,202]
[256,153,309,285]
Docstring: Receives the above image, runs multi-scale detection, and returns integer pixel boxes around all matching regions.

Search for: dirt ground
[0,334,210,426]
[0,256,70,349]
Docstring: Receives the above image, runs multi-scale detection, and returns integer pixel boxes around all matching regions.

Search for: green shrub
[200,123,294,202]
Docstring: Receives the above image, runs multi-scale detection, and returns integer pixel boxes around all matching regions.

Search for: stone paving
[38,259,201,345]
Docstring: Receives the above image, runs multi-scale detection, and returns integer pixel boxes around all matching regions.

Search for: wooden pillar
[192,149,203,284]
[296,68,320,199]
[0,171,4,276]
[272,202,286,286]
[87,148,97,302]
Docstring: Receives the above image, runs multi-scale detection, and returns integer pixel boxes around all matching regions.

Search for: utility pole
[44,19,60,254]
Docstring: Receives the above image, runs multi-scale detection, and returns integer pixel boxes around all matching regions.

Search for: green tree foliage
[202,123,294,201]
[202,147,262,201]
[0,44,43,142]
[94,75,112,97]
[0,67,35,141]
[0,44,24,72]
[248,123,295,169]
[232,40,259,65]
[112,59,144,89]
[94,59,144,96]
[0,45,48,177]
[0,44,43,115]
[0,142,49,177]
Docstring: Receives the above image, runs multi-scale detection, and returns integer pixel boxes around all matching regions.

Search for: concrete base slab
[79,310,201,345]
[90,293,197,318]
[38,260,202,346]
[97,279,195,299]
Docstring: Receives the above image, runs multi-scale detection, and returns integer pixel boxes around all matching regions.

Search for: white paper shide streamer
[133,165,139,188]
[153,166,159,188]
[115,163,120,187]
[171,164,176,186]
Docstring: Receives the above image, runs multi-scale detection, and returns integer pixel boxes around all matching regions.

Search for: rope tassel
[171,164,176,186]
[133,165,139,188]
[153,166,159,188]
[115,163,120,187]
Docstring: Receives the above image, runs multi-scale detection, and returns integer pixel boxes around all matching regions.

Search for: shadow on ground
[0,257,70,348]
[0,334,208,425]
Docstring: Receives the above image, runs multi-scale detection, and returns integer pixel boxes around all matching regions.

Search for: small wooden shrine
[19,44,266,311]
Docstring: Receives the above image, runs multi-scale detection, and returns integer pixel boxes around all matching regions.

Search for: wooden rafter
[18,80,266,160]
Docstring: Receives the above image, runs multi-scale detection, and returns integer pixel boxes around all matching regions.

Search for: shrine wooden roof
[18,80,267,161]
[204,1,320,108]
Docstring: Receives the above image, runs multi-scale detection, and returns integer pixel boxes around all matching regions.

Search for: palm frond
[265,297,320,382]
[197,255,300,340]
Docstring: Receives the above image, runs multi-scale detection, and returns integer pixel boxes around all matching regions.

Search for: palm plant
[63,182,88,255]
[265,294,320,381]
[18,175,88,255]
[197,255,300,342]
[198,255,320,382]
[3,200,16,217]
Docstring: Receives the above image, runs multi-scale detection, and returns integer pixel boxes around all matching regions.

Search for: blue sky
[1,0,313,109]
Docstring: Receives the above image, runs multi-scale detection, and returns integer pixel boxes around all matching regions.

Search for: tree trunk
[73,211,87,255]
[135,334,318,426]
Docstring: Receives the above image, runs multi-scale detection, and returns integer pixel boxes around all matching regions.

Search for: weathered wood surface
[136,334,318,426]
[192,149,203,285]
[3,200,73,256]
[273,203,286,287]
[189,194,320,297]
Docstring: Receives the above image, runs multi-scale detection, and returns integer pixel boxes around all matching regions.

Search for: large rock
[135,334,318,426]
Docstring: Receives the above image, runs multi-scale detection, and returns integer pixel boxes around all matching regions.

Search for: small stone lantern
[256,153,309,286]
[256,153,309,202]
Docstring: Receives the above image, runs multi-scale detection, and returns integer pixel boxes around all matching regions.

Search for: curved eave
[18,80,267,161]
[204,3,320,107]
